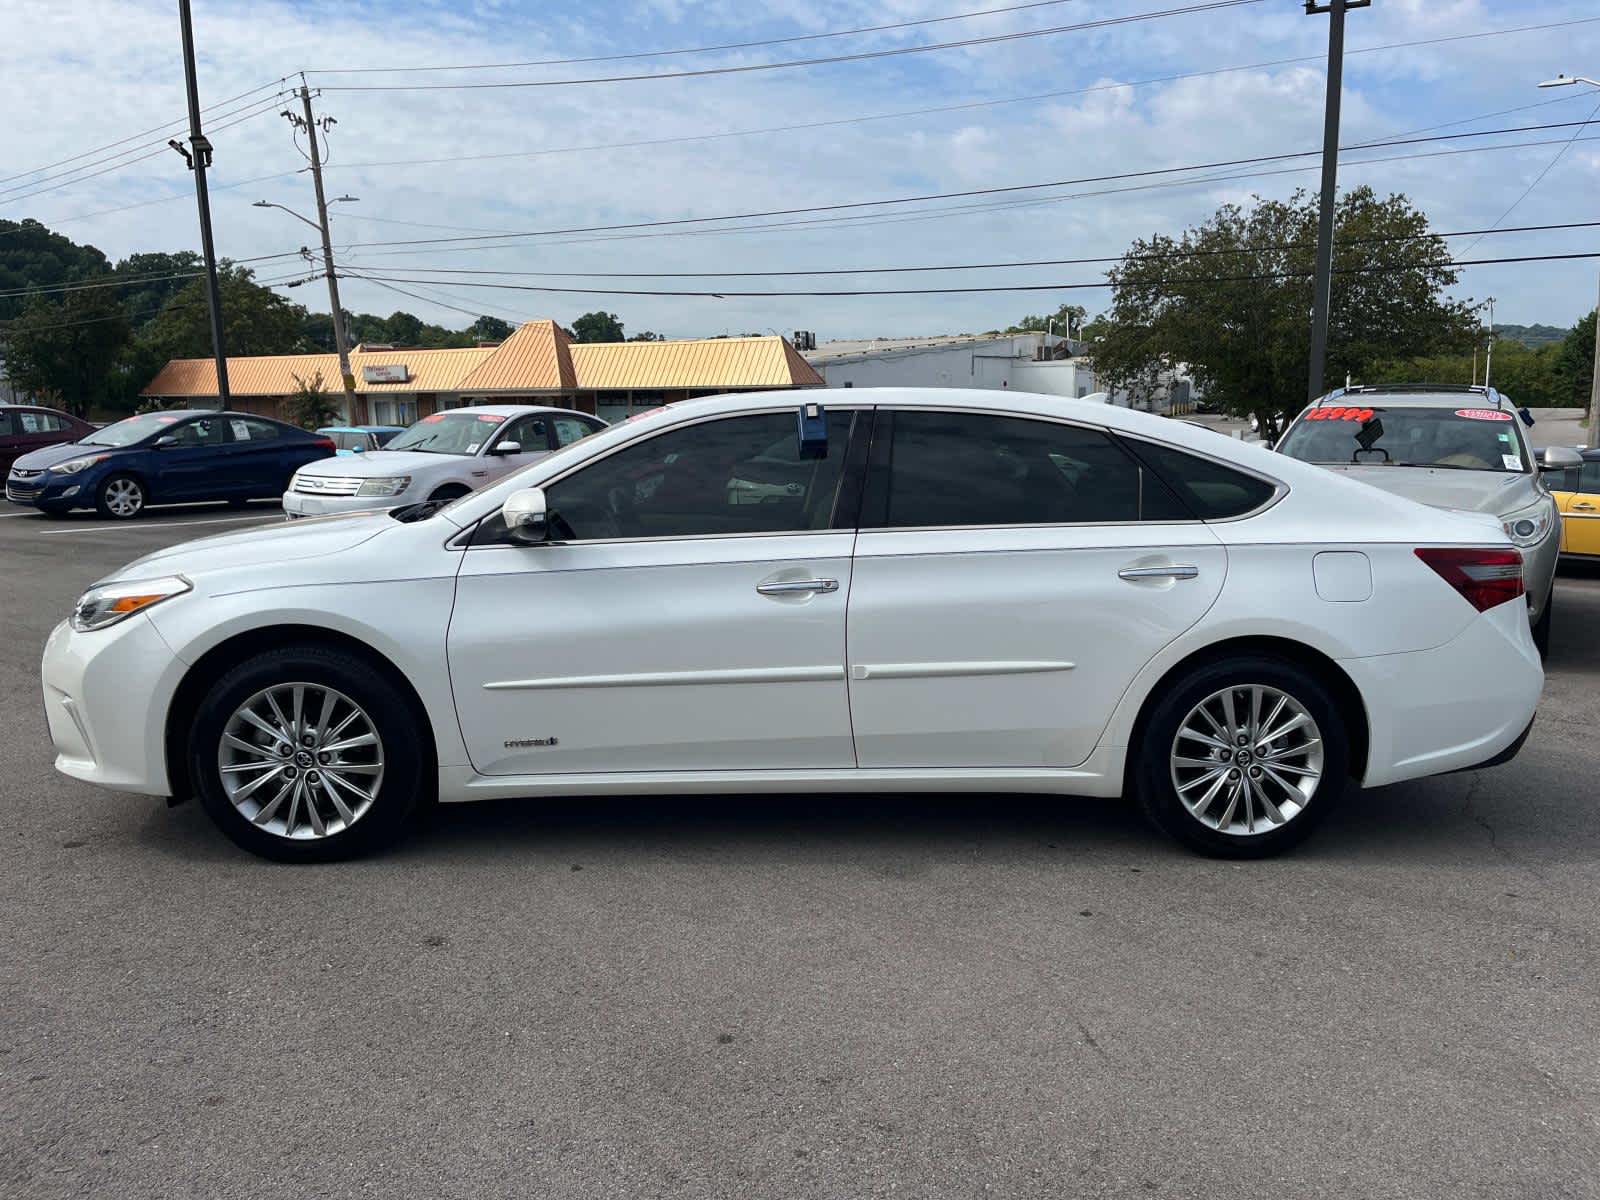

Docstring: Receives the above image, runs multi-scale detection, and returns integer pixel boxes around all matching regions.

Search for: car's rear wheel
[1135,656,1348,858]
[95,473,145,519]
[1532,592,1552,659]
[189,644,428,862]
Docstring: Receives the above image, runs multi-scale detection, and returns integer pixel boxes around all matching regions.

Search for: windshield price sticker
[1456,408,1512,422]
[1305,407,1375,422]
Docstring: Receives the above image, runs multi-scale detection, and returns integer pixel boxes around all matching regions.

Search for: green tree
[0,219,112,321]
[1,288,130,416]
[140,264,309,360]
[572,311,624,343]
[1010,304,1087,337]
[284,371,341,430]
[1090,187,1474,437]
[383,310,424,345]
[467,315,514,342]
[1553,309,1596,409]
[627,329,664,342]
[113,251,203,327]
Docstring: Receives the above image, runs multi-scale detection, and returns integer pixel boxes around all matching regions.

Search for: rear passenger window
[1129,440,1278,519]
[866,411,1187,528]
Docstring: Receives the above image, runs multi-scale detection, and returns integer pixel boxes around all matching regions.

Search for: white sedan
[282,404,606,518]
[43,388,1542,862]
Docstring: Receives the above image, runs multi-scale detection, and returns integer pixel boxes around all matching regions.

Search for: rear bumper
[1342,598,1543,788]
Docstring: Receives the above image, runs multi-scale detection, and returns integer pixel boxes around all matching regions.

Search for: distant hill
[1494,323,1567,349]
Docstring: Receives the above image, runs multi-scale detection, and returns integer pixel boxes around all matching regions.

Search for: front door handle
[1573,502,1596,512]
[1118,564,1199,582]
[756,578,839,596]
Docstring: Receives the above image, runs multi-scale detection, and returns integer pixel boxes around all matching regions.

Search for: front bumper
[1343,597,1543,788]
[1520,519,1561,623]
[281,489,402,519]
[41,615,187,795]
[7,473,86,508]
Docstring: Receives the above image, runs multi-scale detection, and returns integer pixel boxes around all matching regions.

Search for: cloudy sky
[5,0,1600,341]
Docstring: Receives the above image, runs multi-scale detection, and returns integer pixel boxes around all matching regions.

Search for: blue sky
[5,0,1600,342]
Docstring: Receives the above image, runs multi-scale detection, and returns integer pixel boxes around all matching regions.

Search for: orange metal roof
[143,325,819,397]
[455,320,575,392]
[570,336,823,390]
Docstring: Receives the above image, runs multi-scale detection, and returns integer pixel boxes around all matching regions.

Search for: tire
[188,643,430,862]
[1134,655,1349,858]
[1532,592,1552,659]
[427,484,470,503]
[95,473,145,520]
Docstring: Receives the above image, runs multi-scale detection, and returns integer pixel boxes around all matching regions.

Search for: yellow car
[1543,448,1600,559]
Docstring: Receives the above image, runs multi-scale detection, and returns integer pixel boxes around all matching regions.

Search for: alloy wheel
[216,683,385,840]
[103,477,143,517]
[1169,684,1324,836]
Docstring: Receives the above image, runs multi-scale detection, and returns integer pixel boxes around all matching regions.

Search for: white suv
[283,405,605,518]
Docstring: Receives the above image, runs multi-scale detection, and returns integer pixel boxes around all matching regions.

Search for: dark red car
[0,405,94,474]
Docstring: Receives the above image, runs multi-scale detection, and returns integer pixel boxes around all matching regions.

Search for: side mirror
[1540,445,1583,470]
[351,443,365,453]
[153,435,177,449]
[489,440,522,456]
[502,486,549,544]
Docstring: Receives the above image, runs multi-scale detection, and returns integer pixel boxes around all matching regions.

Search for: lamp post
[253,194,359,421]
[1538,74,1600,446]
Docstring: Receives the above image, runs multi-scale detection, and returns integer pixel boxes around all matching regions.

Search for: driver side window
[170,417,225,447]
[545,410,854,540]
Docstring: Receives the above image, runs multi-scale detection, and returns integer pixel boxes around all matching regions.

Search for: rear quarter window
[1128,440,1279,519]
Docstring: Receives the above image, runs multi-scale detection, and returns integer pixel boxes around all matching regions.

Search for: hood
[295,449,468,478]
[105,509,392,583]
[1322,464,1535,516]
[11,440,106,471]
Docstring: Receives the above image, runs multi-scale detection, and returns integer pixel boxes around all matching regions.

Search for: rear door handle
[1118,565,1199,581]
[756,578,839,596]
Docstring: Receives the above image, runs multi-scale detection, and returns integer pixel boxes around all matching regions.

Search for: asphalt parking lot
[3,500,1599,1199]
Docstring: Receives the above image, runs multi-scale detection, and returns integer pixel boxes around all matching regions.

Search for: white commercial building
[802,332,1199,414]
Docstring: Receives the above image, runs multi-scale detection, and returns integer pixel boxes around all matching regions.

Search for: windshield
[81,411,190,447]
[1278,404,1529,473]
[385,411,505,455]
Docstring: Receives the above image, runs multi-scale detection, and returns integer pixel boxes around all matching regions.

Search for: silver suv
[1275,384,1581,656]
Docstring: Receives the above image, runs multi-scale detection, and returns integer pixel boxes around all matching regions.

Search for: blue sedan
[5,410,337,519]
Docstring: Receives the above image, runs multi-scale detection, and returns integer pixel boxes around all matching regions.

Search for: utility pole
[1482,296,1496,389]
[278,82,358,421]
[172,0,230,405]
[1538,75,1600,444]
[1304,0,1370,403]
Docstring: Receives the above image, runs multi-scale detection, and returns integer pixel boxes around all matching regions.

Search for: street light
[252,194,357,234]
[1536,72,1600,446]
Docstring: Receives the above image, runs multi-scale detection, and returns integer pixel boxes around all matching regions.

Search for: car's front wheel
[1135,656,1348,858]
[95,473,145,519]
[189,644,429,862]
[427,483,470,503]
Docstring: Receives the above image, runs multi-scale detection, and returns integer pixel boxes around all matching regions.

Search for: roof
[142,323,818,398]
[143,345,495,397]
[1314,384,1511,409]
[570,336,823,390]
[456,320,575,392]
[804,332,1052,365]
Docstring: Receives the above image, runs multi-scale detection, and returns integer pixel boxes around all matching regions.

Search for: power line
[308,0,1092,74]
[336,133,1600,260]
[337,118,1600,251]
[338,219,1600,282]
[314,0,1269,92]
[346,249,1600,299]
[0,251,310,301]
[0,270,322,333]
[349,273,534,324]
[0,97,286,209]
[1458,95,1600,256]
[0,77,289,186]
[0,167,309,237]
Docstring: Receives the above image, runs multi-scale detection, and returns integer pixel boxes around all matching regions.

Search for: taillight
[313,437,337,452]
[1414,547,1524,612]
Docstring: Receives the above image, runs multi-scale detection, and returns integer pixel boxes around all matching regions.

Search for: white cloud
[2,0,1599,340]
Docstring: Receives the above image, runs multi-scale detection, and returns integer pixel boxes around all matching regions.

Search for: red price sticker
[420,413,445,423]
[1455,408,1512,422]
[1305,406,1375,422]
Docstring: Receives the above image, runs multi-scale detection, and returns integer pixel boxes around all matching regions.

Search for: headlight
[1502,502,1555,548]
[71,575,191,632]
[356,476,411,497]
[51,454,108,476]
